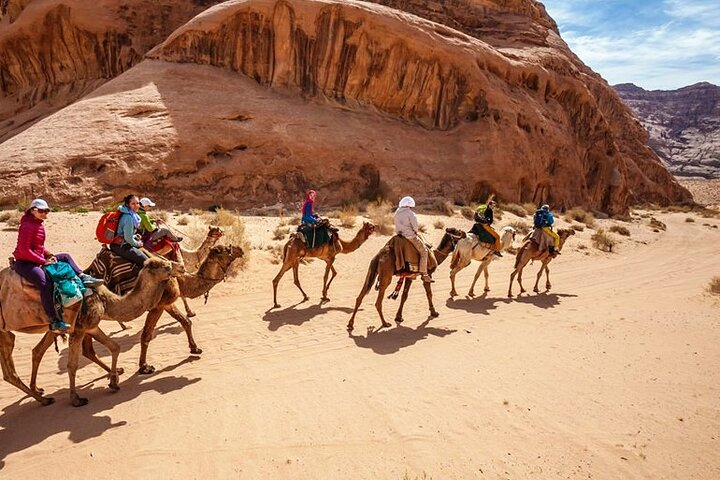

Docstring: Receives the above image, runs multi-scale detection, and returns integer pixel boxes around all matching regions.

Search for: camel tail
[360,254,380,297]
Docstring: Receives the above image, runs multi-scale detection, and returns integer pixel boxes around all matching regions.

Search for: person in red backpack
[13,198,103,332]
[109,194,149,266]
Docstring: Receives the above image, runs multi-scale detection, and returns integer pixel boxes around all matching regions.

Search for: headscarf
[398,196,415,208]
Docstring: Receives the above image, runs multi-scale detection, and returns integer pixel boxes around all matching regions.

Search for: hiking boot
[421,274,434,284]
[493,251,503,257]
[50,318,70,332]
[79,274,104,288]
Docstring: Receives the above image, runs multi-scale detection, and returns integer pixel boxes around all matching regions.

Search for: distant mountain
[614,82,720,179]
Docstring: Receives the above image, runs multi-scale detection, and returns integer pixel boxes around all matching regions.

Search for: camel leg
[165,303,202,355]
[483,260,491,293]
[422,279,439,318]
[394,278,413,324]
[67,332,89,407]
[271,260,293,308]
[543,262,552,291]
[374,276,393,329]
[468,261,488,297]
[0,331,54,405]
[321,261,338,303]
[80,334,125,376]
[87,328,121,391]
[449,259,471,298]
[138,307,164,374]
[181,295,196,318]
[30,331,57,395]
[292,261,309,303]
[348,287,370,333]
[533,264,545,293]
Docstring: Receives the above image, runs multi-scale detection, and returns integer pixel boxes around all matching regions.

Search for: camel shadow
[445,294,512,315]
[0,362,200,469]
[510,292,577,309]
[263,304,355,331]
[348,319,456,354]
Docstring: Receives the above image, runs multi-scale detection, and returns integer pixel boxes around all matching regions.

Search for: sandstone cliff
[615,82,720,179]
[0,0,223,142]
[0,0,692,213]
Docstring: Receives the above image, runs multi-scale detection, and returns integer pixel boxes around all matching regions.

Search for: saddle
[142,233,180,261]
[296,220,338,250]
[85,247,141,295]
[387,236,437,276]
[468,222,496,245]
[525,228,554,252]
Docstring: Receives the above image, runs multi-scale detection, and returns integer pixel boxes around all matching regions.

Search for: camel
[507,228,575,297]
[449,225,516,297]
[272,222,376,308]
[0,258,183,406]
[347,228,466,332]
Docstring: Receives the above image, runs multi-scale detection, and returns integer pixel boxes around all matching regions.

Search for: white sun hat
[139,197,156,207]
[398,196,415,208]
[30,198,50,210]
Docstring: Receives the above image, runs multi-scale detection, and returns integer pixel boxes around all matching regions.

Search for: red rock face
[0,0,692,213]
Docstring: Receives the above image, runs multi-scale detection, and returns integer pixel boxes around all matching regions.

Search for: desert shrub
[223,217,250,273]
[1,210,21,228]
[667,204,693,213]
[708,277,720,295]
[418,224,427,233]
[0,211,11,222]
[16,198,30,212]
[460,206,475,220]
[214,208,238,227]
[565,207,595,227]
[571,223,585,232]
[273,224,290,241]
[685,217,695,223]
[420,198,454,216]
[649,217,666,231]
[153,210,170,223]
[611,213,632,222]
[433,220,445,230]
[609,225,631,237]
[189,208,204,217]
[269,243,285,265]
[338,206,358,228]
[522,203,538,215]
[576,243,588,250]
[699,208,720,218]
[591,229,616,252]
[177,215,190,226]
[508,220,530,235]
[287,215,301,225]
[502,203,529,217]
[73,207,89,214]
[367,201,394,235]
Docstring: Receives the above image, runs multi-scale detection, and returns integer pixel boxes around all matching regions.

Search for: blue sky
[540,0,719,90]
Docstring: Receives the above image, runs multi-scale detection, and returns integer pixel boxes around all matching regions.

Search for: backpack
[533,210,547,228]
[96,211,123,244]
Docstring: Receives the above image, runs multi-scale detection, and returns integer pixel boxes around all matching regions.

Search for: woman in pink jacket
[12,198,103,332]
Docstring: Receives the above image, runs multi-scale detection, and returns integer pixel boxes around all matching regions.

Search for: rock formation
[0,0,692,214]
[615,82,720,179]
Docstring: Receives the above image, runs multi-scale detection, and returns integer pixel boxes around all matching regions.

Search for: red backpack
[96,211,124,244]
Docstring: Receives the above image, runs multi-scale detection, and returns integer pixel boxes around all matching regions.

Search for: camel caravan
[0,192,572,406]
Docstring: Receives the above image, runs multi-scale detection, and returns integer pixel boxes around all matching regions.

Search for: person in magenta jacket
[12,198,103,332]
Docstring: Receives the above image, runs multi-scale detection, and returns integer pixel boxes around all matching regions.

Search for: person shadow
[445,293,512,315]
[0,358,201,469]
[348,318,456,354]
[262,303,355,331]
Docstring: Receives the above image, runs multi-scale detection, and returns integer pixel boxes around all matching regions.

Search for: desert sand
[0,208,718,479]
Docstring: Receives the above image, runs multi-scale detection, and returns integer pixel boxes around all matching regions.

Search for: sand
[0,208,718,479]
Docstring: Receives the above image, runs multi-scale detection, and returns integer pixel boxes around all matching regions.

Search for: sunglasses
[36,209,50,214]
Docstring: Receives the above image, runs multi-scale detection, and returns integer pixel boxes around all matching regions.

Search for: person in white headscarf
[394,196,433,283]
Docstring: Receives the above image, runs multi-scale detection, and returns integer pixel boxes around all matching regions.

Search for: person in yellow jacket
[533,204,560,256]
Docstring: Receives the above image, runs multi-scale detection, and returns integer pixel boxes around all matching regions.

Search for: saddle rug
[296,224,335,249]
[525,228,554,252]
[86,247,140,295]
[387,236,438,275]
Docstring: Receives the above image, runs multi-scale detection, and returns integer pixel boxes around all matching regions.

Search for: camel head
[360,222,376,237]
[557,228,576,250]
[207,225,224,239]
[501,225,517,242]
[437,227,466,255]
[141,257,184,280]
[207,244,244,265]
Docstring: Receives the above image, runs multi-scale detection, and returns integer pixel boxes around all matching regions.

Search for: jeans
[14,253,82,321]
[109,243,149,267]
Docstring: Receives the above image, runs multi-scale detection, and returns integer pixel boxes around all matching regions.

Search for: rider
[301,190,321,225]
[110,194,149,267]
[394,196,433,283]
[534,204,560,256]
[13,198,103,332]
[137,197,183,243]
[470,199,502,257]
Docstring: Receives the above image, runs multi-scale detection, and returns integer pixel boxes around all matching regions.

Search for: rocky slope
[0,0,223,142]
[0,0,691,213]
[615,82,720,179]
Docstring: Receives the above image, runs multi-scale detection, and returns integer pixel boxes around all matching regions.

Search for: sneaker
[421,275,434,283]
[80,274,104,287]
[50,318,70,332]
[493,251,503,257]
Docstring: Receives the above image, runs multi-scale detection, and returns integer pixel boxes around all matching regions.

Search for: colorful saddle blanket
[85,247,139,295]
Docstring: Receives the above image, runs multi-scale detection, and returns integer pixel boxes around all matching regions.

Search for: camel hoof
[273,303,281,309]
[449,291,457,297]
[138,365,156,375]
[33,387,45,395]
[430,311,440,318]
[508,294,513,298]
[190,347,203,355]
[115,367,125,376]
[302,296,310,303]
[320,297,330,304]
[484,288,491,292]
[109,378,120,391]
[533,288,540,293]
[40,396,55,406]
[381,322,392,329]
[346,324,354,332]
[468,292,475,297]
[187,311,197,318]
[72,396,89,407]
[395,317,403,324]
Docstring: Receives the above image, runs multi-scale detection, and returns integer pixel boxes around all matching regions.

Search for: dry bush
[708,277,720,295]
[189,208,205,217]
[502,203,529,217]
[273,224,290,241]
[418,224,428,234]
[153,210,170,223]
[1,210,21,228]
[609,225,631,237]
[269,243,285,265]
[571,223,585,232]
[427,198,455,216]
[460,206,475,220]
[611,213,633,222]
[433,220,445,230]
[0,211,12,222]
[576,243,588,250]
[565,207,596,227]
[214,208,238,227]
[287,215,301,226]
[508,220,530,235]
[667,204,693,213]
[522,203,538,215]
[699,207,720,218]
[224,218,250,273]
[177,215,190,226]
[367,201,394,235]
[339,206,358,228]
[591,229,616,252]
[685,217,695,223]
[649,217,666,231]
